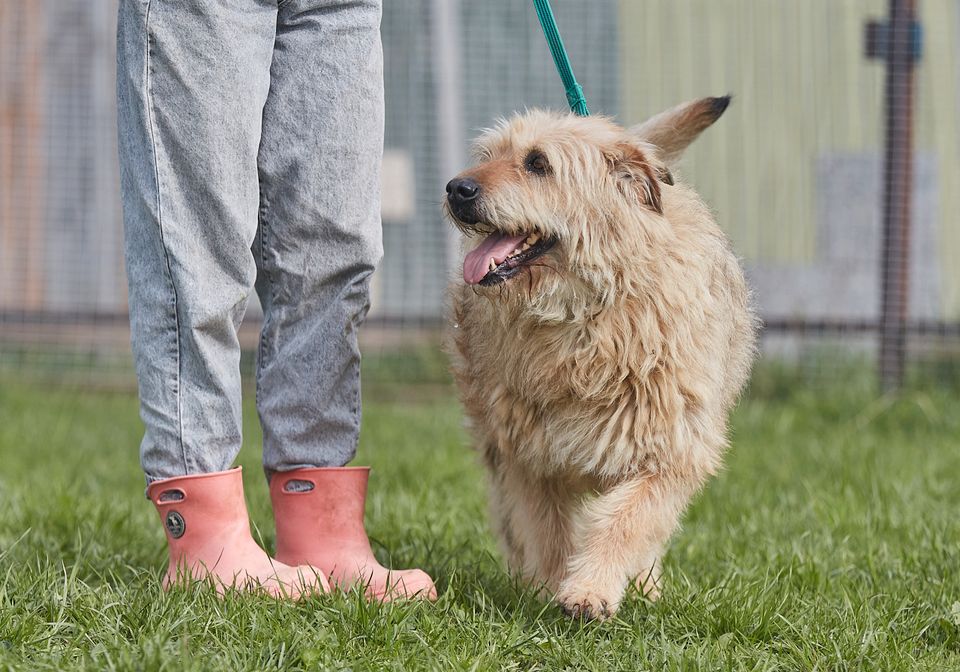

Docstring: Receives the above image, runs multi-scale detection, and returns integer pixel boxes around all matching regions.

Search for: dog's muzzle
[445,177,483,224]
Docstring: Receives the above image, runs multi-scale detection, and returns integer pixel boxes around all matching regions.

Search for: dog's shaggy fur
[444,97,757,620]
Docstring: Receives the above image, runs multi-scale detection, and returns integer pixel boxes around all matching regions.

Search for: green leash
[532,0,590,116]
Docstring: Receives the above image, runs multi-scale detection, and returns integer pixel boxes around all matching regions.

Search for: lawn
[1,360,959,671]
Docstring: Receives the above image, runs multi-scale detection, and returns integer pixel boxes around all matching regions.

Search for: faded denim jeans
[116,0,384,483]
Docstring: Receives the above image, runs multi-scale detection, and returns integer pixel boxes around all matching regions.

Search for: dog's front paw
[556,583,620,621]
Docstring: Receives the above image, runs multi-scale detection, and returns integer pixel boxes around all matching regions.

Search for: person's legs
[255,0,384,473]
[117,0,327,595]
[118,0,275,480]
[256,0,434,600]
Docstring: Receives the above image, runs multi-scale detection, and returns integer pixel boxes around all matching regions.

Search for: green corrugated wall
[619,0,960,318]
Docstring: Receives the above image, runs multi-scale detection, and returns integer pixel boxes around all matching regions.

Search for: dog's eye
[524,151,550,176]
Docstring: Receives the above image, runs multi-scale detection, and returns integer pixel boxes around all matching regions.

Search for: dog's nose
[446,177,481,203]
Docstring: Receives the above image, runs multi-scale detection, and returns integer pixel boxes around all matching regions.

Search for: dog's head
[444,96,729,309]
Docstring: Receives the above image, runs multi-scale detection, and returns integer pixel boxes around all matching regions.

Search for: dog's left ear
[606,142,663,214]
[631,95,731,166]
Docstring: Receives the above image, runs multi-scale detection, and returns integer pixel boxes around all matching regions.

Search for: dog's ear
[606,142,663,214]
[630,95,730,165]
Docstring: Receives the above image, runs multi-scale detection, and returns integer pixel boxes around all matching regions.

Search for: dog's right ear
[605,142,663,214]
[630,95,731,165]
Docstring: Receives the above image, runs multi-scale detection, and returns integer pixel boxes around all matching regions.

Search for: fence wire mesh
[1,0,958,389]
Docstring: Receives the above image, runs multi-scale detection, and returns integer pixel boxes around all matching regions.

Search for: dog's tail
[631,95,731,165]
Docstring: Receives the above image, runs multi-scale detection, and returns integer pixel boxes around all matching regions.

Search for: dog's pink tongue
[463,232,528,284]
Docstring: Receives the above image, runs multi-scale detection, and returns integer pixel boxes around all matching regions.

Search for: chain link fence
[1,0,959,389]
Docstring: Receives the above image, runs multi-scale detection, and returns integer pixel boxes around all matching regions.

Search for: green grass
[1,363,959,671]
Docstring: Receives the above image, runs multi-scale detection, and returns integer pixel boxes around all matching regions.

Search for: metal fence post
[430,0,465,281]
[869,0,921,393]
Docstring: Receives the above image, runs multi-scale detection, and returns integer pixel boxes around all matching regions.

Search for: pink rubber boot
[270,467,437,601]
[147,467,329,597]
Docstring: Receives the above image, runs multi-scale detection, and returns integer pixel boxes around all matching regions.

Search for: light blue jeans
[116,0,384,483]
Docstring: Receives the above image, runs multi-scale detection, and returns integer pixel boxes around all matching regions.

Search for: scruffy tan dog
[443,96,757,620]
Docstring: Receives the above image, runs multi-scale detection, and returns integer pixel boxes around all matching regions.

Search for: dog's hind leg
[508,472,574,594]
[632,555,662,601]
[556,475,692,620]
[488,459,573,593]
[482,444,527,574]
[485,476,524,572]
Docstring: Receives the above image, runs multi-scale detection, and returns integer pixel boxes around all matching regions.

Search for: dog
[443,96,757,620]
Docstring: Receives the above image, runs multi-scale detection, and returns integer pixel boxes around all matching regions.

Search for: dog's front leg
[556,475,691,620]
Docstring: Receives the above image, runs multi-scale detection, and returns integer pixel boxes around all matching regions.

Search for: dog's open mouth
[462,232,557,286]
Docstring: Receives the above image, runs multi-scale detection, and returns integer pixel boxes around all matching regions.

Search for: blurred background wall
[1,0,958,386]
